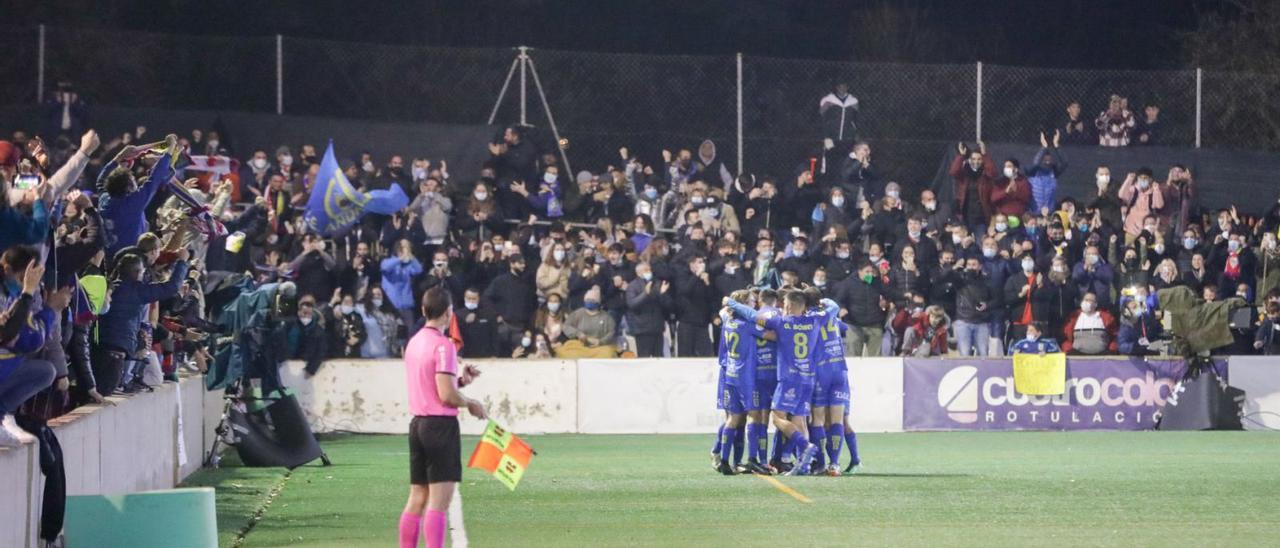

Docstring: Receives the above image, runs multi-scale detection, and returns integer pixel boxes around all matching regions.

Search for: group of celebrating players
[712,285,861,477]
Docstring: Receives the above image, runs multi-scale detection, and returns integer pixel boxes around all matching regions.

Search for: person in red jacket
[949,141,995,235]
[901,305,950,357]
[990,159,1033,218]
[1060,292,1119,355]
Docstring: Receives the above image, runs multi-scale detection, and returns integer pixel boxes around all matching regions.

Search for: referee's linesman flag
[468,421,535,491]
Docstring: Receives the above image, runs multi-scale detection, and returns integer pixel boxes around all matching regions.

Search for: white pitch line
[449,489,468,547]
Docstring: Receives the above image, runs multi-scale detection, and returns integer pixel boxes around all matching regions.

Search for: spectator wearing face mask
[912,190,952,235]
[954,257,995,356]
[1117,168,1164,245]
[824,238,858,283]
[455,181,504,244]
[812,187,853,239]
[1213,234,1256,301]
[1086,166,1124,232]
[714,253,751,302]
[990,159,1033,219]
[1061,292,1118,355]
[534,292,568,343]
[1004,253,1050,343]
[1026,132,1067,216]
[484,255,537,354]
[675,255,715,357]
[861,192,906,249]
[895,216,938,272]
[1117,294,1163,356]
[407,177,452,246]
[536,242,572,301]
[928,250,965,318]
[559,286,617,358]
[835,262,888,357]
[886,245,925,308]
[1072,245,1116,309]
[457,288,499,358]
[358,286,403,358]
[949,141,996,234]
[625,263,671,358]
[381,238,424,329]
[1007,322,1061,355]
[329,293,367,358]
[511,165,565,221]
[1037,256,1077,336]
[776,236,819,283]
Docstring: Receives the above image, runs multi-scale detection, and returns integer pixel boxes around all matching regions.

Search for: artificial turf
[182,432,1280,547]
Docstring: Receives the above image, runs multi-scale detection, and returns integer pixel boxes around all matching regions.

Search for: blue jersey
[719,311,763,387]
[728,301,825,384]
[814,300,847,372]
[755,306,780,380]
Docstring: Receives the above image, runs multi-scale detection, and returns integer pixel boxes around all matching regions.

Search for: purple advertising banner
[904,358,1196,431]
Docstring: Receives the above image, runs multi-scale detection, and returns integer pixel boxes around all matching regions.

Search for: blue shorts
[772,380,814,417]
[719,382,747,414]
[749,374,777,412]
[811,367,850,408]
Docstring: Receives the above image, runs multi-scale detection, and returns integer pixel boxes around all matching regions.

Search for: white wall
[284,357,907,435]
[281,359,579,435]
[1229,356,1280,431]
[1,376,220,548]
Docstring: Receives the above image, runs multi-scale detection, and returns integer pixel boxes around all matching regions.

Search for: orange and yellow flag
[467,421,535,491]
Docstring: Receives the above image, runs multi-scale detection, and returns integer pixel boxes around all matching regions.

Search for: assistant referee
[399,287,487,548]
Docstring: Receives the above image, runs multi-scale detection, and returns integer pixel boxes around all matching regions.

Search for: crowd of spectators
[2,82,1279,449]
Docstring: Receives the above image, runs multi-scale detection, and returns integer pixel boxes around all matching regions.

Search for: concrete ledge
[0,375,220,548]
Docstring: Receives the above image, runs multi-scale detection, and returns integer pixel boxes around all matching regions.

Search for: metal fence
[3,24,1278,188]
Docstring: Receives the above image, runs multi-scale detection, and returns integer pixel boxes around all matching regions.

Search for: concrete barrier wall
[282,357,908,435]
[1228,356,1280,431]
[0,376,221,548]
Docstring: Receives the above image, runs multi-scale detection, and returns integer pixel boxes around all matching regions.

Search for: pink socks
[424,509,447,548]
[398,512,423,548]
[399,509,447,547]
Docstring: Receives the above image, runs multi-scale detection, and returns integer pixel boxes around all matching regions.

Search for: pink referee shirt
[404,326,459,417]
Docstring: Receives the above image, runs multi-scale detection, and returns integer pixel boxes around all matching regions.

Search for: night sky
[4,0,1228,69]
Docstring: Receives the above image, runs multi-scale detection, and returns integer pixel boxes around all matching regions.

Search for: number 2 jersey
[719,310,765,388]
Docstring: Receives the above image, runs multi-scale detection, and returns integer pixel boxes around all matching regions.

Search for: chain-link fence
[2,24,1277,188]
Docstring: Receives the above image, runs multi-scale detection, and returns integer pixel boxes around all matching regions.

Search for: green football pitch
[183,432,1280,547]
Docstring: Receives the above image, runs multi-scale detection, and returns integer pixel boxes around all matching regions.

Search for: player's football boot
[786,443,820,476]
[823,465,842,477]
[843,461,862,475]
[768,459,793,475]
[744,460,772,475]
[717,459,737,476]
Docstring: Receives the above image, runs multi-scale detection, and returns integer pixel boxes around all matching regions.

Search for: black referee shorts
[409,415,462,485]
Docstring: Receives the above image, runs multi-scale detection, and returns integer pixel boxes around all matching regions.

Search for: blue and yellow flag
[303,142,408,235]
